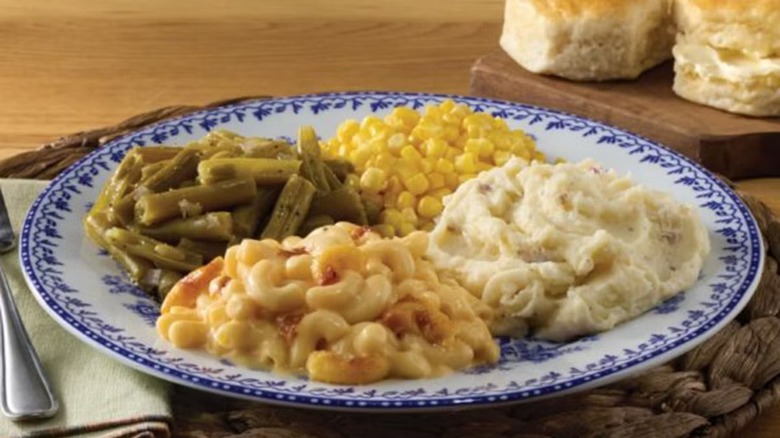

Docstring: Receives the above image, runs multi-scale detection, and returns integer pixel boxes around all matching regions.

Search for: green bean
[134,147,182,164]
[323,165,342,191]
[157,269,183,300]
[199,144,244,159]
[298,214,335,236]
[197,158,301,185]
[141,148,200,193]
[106,227,203,272]
[111,193,137,227]
[138,211,234,242]
[178,238,228,262]
[140,161,169,183]
[308,188,368,225]
[297,126,330,191]
[106,152,144,211]
[84,211,113,248]
[135,178,256,226]
[260,175,316,240]
[323,159,354,182]
[232,187,281,238]
[242,139,294,159]
[363,200,381,225]
[107,243,154,285]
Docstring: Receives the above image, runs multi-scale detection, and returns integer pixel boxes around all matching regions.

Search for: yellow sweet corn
[417,196,443,218]
[322,99,542,235]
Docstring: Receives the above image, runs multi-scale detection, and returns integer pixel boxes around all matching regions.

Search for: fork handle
[0,265,58,420]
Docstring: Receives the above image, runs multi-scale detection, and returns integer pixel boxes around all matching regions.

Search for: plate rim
[19,90,766,411]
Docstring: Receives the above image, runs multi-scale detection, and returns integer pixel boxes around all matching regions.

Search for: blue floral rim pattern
[20,91,763,410]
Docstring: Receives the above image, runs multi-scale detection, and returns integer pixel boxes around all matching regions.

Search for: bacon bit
[351,226,372,240]
[277,313,303,344]
[278,247,309,257]
[318,265,340,286]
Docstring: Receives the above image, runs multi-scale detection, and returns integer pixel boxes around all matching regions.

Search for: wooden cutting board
[470,50,780,180]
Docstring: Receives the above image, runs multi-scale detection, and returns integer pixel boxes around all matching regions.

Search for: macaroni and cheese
[157,223,499,384]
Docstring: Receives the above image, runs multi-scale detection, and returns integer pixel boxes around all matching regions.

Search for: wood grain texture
[470,50,780,180]
[0,1,779,436]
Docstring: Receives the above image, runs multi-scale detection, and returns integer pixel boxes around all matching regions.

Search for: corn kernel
[396,191,417,209]
[400,145,423,162]
[420,158,436,174]
[439,99,456,113]
[445,147,460,161]
[493,150,511,166]
[476,161,492,173]
[398,222,416,237]
[401,207,419,226]
[430,187,452,200]
[444,173,459,188]
[435,158,455,174]
[396,162,418,180]
[458,173,477,184]
[375,152,395,169]
[421,223,435,232]
[424,138,448,158]
[380,208,403,229]
[387,133,406,153]
[417,196,443,218]
[403,174,430,196]
[455,153,477,174]
[372,224,395,238]
[428,172,445,189]
[360,168,387,192]
[337,120,360,143]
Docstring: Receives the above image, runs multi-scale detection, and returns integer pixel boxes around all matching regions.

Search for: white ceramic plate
[20,92,764,411]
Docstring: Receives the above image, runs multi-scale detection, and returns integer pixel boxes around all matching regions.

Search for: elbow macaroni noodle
[157,222,499,384]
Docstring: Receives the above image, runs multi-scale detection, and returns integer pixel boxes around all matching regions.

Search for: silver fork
[0,190,58,420]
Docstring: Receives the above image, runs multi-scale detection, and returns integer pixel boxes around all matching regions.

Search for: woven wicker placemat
[2,97,778,438]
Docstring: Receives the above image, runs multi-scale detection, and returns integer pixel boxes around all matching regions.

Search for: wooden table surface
[2,0,778,436]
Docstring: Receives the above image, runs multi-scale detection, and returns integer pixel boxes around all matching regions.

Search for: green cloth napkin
[0,180,172,438]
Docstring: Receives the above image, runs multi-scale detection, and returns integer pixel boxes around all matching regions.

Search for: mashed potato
[427,158,710,341]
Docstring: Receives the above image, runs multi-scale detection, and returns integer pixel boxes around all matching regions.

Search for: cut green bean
[158,269,183,300]
[197,158,301,185]
[242,139,294,159]
[135,178,256,226]
[308,188,368,225]
[134,146,182,164]
[298,214,335,236]
[141,148,200,193]
[178,238,229,262]
[323,159,354,182]
[260,175,316,240]
[107,243,154,285]
[111,193,137,227]
[297,126,330,192]
[140,161,169,183]
[232,187,281,238]
[363,200,381,225]
[106,227,203,272]
[138,211,234,242]
[323,165,342,191]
